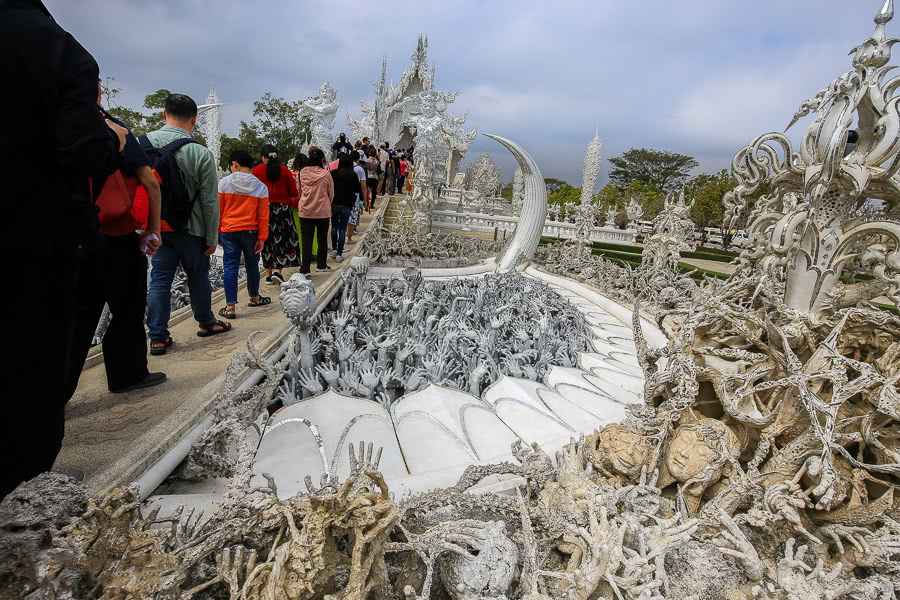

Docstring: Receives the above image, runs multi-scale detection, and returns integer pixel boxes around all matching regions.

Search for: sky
[46,0,892,190]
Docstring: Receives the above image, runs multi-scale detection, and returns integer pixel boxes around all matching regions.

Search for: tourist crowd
[0,0,413,500]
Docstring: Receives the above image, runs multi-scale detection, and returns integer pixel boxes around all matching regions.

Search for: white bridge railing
[431,209,637,245]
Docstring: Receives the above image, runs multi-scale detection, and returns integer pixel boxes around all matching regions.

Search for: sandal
[248,296,271,307]
[197,320,232,337]
[218,305,236,319]
[150,336,174,356]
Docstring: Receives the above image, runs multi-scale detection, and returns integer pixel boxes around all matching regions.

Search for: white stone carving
[297,82,339,154]
[347,36,476,185]
[511,167,525,216]
[625,194,644,226]
[196,79,223,176]
[470,153,501,198]
[580,128,603,206]
[724,0,900,314]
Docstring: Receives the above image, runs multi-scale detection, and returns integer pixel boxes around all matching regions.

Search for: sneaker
[271,272,285,285]
[335,254,343,262]
[316,265,333,273]
[110,372,167,394]
[329,249,337,257]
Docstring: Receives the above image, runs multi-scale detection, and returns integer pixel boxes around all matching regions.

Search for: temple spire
[875,0,894,40]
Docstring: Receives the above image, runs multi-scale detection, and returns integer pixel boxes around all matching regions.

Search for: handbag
[96,170,141,236]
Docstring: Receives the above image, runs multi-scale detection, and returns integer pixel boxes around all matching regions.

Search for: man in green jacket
[145,93,230,354]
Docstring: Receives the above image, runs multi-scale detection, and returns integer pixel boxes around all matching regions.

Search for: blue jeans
[147,231,214,340]
[221,230,261,304]
[331,205,352,256]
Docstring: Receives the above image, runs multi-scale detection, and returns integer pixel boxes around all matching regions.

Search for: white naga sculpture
[725,0,900,314]
[298,82,339,154]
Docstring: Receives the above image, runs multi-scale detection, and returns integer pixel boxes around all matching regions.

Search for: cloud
[44,0,893,187]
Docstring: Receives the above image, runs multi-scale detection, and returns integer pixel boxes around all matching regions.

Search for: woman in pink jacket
[298,147,335,274]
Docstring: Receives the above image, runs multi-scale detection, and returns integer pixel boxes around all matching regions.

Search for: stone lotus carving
[298,82,340,155]
[724,0,900,315]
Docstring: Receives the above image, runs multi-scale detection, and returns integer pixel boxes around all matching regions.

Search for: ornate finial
[873,0,894,42]
[877,0,894,24]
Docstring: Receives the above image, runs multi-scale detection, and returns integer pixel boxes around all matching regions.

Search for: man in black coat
[0,0,126,499]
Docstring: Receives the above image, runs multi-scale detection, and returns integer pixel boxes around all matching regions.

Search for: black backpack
[138,135,199,231]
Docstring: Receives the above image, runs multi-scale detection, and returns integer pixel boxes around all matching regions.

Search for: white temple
[347,36,477,185]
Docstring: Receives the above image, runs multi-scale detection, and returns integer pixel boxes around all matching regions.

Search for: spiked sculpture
[725,0,900,314]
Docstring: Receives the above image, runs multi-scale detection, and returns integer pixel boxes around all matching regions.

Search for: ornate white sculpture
[580,128,603,206]
[197,79,223,175]
[642,190,695,273]
[574,202,596,243]
[298,82,339,154]
[605,205,617,227]
[511,167,525,216]
[725,0,900,314]
[347,36,476,184]
[410,152,437,232]
[625,194,645,226]
[470,153,501,198]
[485,134,549,270]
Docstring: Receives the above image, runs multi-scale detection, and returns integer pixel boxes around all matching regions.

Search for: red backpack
[95,169,152,236]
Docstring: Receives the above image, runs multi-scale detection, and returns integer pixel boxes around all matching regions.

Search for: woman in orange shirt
[252,144,300,284]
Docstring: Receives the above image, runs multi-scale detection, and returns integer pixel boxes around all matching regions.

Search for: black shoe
[110,372,167,394]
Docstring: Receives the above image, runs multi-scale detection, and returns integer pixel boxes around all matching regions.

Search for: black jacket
[0,0,121,256]
[331,167,361,208]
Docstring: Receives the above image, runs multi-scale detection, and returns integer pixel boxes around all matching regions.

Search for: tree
[140,88,169,134]
[686,170,733,230]
[596,183,622,209]
[608,148,699,192]
[500,182,513,200]
[99,76,121,108]
[239,92,311,163]
[543,177,568,195]
[548,184,582,218]
[622,180,663,219]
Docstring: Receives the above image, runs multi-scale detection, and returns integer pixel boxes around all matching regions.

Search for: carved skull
[438,520,519,600]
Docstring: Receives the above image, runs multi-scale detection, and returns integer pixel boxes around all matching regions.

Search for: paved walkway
[54,199,389,494]
[680,257,735,275]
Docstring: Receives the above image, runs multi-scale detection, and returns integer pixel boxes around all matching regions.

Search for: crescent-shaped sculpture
[484,133,548,271]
